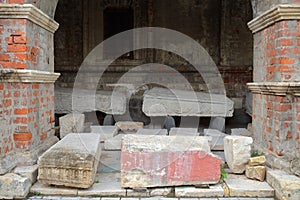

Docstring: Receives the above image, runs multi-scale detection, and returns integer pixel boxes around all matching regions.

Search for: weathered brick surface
[121,135,222,188]
[252,93,300,173]
[253,20,300,82]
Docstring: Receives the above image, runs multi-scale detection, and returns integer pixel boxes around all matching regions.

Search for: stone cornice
[248,4,300,34]
[0,69,60,83]
[247,82,300,96]
[0,4,59,33]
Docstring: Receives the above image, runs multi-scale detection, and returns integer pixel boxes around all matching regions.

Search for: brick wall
[0,82,54,157]
[54,0,253,104]
[254,21,300,82]
[253,94,299,159]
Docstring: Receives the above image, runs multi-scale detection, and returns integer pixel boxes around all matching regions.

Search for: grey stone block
[0,173,31,199]
[38,133,101,188]
[224,136,253,173]
[59,113,85,138]
[13,165,38,184]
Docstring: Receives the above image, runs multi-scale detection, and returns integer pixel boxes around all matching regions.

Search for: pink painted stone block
[121,135,222,188]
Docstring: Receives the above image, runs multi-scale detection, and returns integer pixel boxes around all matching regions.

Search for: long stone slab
[55,87,127,115]
[142,87,234,117]
[38,133,101,189]
[121,135,222,188]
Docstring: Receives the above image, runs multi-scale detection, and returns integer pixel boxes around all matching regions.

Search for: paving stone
[266,169,300,200]
[224,174,274,197]
[175,184,224,198]
[97,150,121,173]
[169,128,199,136]
[150,187,172,196]
[38,133,102,189]
[126,188,151,197]
[204,129,227,150]
[30,181,78,196]
[224,136,253,174]
[136,128,168,135]
[101,198,120,200]
[119,198,139,200]
[13,164,38,184]
[248,156,266,166]
[121,135,221,188]
[104,134,124,150]
[245,165,266,181]
[115,121,143,132]
[77,173,126,197]
[59,113,85,138]
[231,128,252,137]
[0,173,31,199]
[90,126,119,142]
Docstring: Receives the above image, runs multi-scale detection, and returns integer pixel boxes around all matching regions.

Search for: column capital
[248,4,300,34]
[0,4,59,33]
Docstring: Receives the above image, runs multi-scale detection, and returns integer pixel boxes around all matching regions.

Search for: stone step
[37,133,102,189]
[224,173,274,198]
[266,169,300,200]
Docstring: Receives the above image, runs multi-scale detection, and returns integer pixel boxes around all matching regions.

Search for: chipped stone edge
[0,69,60,83]
[0,3,59,33]
[248,4,300,34]
[247,82,300,96]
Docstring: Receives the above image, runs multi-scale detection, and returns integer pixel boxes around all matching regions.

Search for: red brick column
[0,4,59,174]
[248,4,300,175]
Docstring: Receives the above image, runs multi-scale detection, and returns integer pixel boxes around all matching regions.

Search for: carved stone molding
[248,4,300,33]
[0,4,59,33]
[247,82,300,96]
[0,69,60,83]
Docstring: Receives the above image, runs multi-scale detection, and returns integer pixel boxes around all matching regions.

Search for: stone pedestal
[38,133,101,189]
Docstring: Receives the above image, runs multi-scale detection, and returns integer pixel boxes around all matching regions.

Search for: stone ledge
[247,82,300,96]
[0,69,60,83]
[0,3,59,33]
[248,4,300,33]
